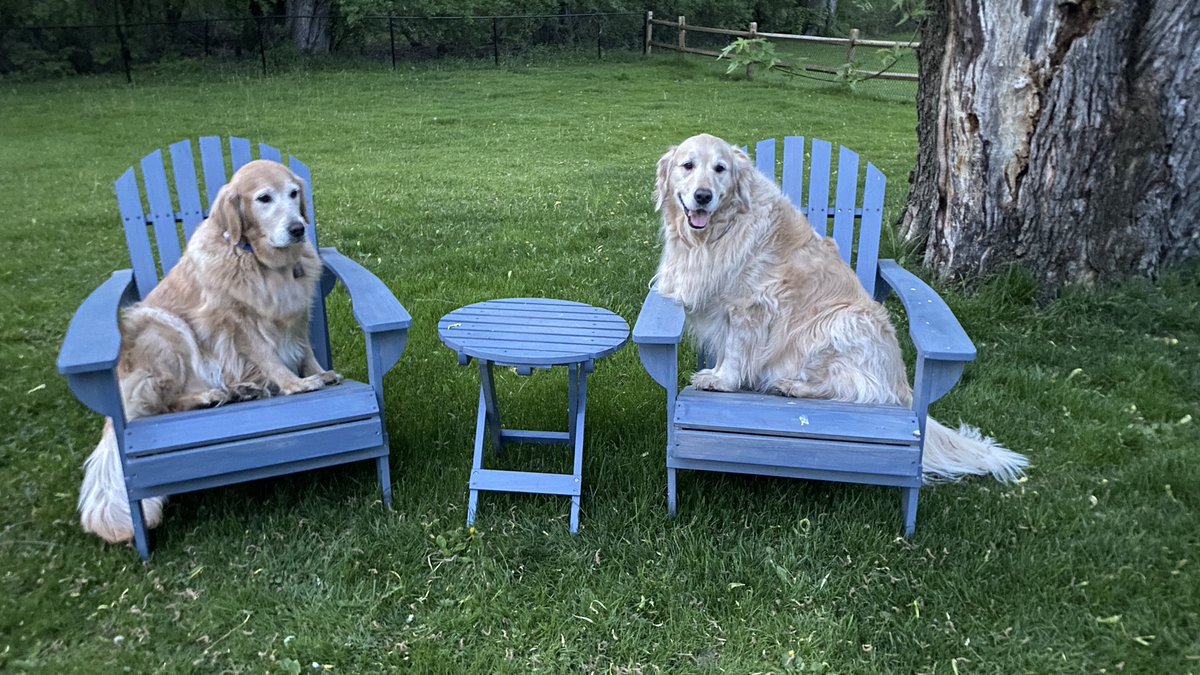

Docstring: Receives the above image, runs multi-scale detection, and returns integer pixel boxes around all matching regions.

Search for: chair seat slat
[124,380,379,456]
[673,429,921,478]
[673,387,920,445]
[127,418,382,489]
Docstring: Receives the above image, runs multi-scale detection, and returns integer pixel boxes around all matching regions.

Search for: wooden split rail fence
[642,11,919,82]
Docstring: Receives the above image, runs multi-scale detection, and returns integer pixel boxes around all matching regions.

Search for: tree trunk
[822,0,838,35]
[286,0,332,54]
[901,0,1200,289]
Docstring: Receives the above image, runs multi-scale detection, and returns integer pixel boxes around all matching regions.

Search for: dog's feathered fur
[653,133,1028,482]
[80,160,342,545]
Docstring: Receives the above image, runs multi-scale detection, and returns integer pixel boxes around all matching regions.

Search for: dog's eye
[289,189,299,199]
[682,161,694,171]
[256,194,272,204]
[714,164,727,174]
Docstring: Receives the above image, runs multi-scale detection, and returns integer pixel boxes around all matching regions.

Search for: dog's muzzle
[679,194,711,230]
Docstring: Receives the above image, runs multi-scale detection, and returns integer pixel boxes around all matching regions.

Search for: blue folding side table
[438,298,629,533]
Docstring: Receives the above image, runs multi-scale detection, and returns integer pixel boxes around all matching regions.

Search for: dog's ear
[730,145,753,210]
[210,182,245,246]
[654,145,677,212]
[294,171,311,226]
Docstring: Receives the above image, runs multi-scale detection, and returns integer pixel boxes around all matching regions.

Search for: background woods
[0,0,917,76]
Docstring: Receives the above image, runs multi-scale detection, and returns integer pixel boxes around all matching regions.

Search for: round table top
[438,298,630,367]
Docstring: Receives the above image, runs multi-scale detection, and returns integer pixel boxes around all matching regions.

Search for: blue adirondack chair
[633,136,975,535]
[57,137,412,559]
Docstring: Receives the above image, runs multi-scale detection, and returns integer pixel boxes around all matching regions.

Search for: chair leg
[129,498,151,561]
[666,467,678,518]
[376,455,392,509]
[901,487,920,537]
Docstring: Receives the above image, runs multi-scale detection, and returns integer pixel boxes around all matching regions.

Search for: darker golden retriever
[80,160,341,544]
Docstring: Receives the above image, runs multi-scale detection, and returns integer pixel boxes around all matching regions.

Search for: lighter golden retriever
[80,159,342,544]
[653,133,1027,482]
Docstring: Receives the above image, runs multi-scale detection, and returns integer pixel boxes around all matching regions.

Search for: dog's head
[655,133,751,233]
[212,160,310,255]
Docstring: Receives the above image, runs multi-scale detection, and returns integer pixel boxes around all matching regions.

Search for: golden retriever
[653,133,1027,482]
[80,159,342,544]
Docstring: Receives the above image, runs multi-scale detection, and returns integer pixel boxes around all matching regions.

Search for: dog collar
[223,230,254,253]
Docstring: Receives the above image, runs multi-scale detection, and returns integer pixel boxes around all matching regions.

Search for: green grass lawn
[1,54,1197,673]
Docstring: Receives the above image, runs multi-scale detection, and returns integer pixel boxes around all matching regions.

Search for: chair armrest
[877,260,975,363]
[320,248,412,334]
[633,288,684,392]
[57,270,137,420]
[633,288,685,345]
[57,270,137,376]
[320,248,410,397]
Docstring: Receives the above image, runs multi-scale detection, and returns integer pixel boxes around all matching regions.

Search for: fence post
[492,17,500,66]
[677,15,685,52]
[847,28,859,65]
[389,16,396,70]
[747,21,757,80]
[596,13,602,60]
[203,19,210,57]
[256,17,267,76]
[644,11,652,56]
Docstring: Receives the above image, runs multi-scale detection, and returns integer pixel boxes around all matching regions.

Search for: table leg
[479,359,505,457]
[467,386,488,528]
[569,363,589,533]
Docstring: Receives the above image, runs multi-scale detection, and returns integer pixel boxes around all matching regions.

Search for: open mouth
[679,195,711,229]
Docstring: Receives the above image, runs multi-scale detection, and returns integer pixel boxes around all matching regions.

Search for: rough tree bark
[287,0,333,54]
[901,0,1200,288]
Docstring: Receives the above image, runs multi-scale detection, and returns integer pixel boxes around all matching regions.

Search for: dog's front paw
[280,375,327,395]
[229,381,269,402]
[318,370,343,386]
[691,368,736,392]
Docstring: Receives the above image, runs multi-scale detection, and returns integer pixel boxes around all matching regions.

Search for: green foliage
[891,0,931,26]
[716,37,780,75]
[0,0,930,77]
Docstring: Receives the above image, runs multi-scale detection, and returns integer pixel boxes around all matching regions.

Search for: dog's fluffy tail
[921,418,1028,484]
[79,418,165,544]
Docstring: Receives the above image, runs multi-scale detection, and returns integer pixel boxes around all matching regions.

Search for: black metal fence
[0,12,648,81]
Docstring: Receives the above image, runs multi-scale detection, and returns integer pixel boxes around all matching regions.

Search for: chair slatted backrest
[747,136,887,298]
[114,136,332,369]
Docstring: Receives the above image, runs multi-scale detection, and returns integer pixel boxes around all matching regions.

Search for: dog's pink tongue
[689,210,711,229]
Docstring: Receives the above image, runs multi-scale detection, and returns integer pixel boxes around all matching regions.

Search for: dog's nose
[694,188,713,206]
[287,221,306,239]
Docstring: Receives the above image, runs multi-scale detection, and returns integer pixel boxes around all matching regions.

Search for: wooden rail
[644,11,919,83]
